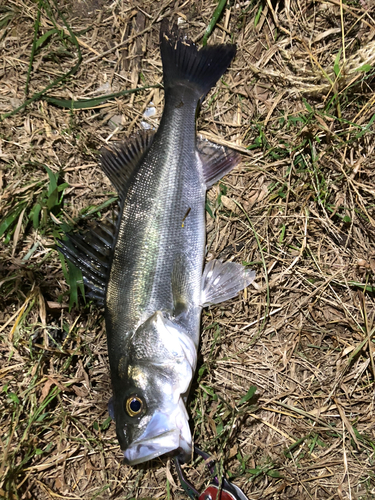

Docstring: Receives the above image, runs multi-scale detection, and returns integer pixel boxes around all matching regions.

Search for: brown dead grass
[1,0,375,499]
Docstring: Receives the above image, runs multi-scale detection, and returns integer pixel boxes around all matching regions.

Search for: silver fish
[59,20,255,465]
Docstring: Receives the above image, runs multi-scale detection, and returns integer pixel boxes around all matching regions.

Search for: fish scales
[58,20,256,465]
[106,86,204,354]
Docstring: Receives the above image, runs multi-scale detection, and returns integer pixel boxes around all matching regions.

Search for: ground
[1,0,375,499]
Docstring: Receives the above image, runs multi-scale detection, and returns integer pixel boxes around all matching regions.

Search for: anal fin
[196,137,242,188]
[201,259,255,307]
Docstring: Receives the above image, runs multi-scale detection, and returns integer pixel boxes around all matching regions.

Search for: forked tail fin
[160,20,236,97]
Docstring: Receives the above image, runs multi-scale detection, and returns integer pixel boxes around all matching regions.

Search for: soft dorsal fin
[196,138,242,188]
[100,130,155,202]
[201,259,255,307]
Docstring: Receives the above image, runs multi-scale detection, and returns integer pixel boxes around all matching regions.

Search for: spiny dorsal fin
[196,138,242,188]
[201,259,255,307]
[100,130,155,202]
[57,218,117,305]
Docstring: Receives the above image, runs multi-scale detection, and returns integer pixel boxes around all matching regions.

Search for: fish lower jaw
[123,428,191,465]
[123,400,192,465]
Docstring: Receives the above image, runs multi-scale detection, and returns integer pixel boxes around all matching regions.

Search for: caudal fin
[160,20,236,97]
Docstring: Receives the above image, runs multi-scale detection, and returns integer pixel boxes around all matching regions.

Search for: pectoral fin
[201,259,255,307]
[171,254,191,318]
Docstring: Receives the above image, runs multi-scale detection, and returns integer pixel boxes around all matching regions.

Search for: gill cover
[118,311,197,464]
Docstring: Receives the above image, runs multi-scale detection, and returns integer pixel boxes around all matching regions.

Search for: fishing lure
[174,447,249,500]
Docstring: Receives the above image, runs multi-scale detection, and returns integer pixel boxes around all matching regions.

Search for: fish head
[111,311,197,465]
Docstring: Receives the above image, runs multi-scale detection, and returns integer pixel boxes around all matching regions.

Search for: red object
[199,485,240,500]
[174,447,249,500]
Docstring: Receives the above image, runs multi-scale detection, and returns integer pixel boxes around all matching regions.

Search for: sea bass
[59,20,255,465]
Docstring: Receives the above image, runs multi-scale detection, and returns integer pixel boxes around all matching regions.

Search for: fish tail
[160,20,236,97]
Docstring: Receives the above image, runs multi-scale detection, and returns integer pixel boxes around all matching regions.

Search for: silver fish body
[107,84,205,359]
[59,20,255,465]
[106,83,206,463]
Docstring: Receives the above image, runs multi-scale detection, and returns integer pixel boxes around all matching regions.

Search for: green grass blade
[32,203,42,229]
[81,197,118,217]
[44,165,58,196]
[234,199,270,338]
[238,385,257,406]
[25,0,42,96]
[0,204,27,238]
[66,258,85,310]
[334,49,342,77]
[44,84,160,109]
[0,0,82,122]
[353,112,375,139]
[202,0,228,46]
[254,3,263,27]
[35,28,59,50]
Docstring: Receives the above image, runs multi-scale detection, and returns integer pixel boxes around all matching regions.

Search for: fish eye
[125,395,144,417]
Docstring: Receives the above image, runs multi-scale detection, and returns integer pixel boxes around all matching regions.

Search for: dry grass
[1,0,375,499]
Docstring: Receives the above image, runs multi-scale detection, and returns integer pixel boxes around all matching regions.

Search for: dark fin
[108,397,115,421]
[196,137,242,188]
[100,130,155,203]
[57,219,117,306]
[160,20,236,97]
[201,259,256,307]
[171,254,190,317]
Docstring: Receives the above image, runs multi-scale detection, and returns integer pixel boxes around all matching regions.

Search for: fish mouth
[123,428,187,465]
[123,401,191,465]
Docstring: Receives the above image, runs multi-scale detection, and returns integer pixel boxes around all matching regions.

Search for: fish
[59,20,255,465]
